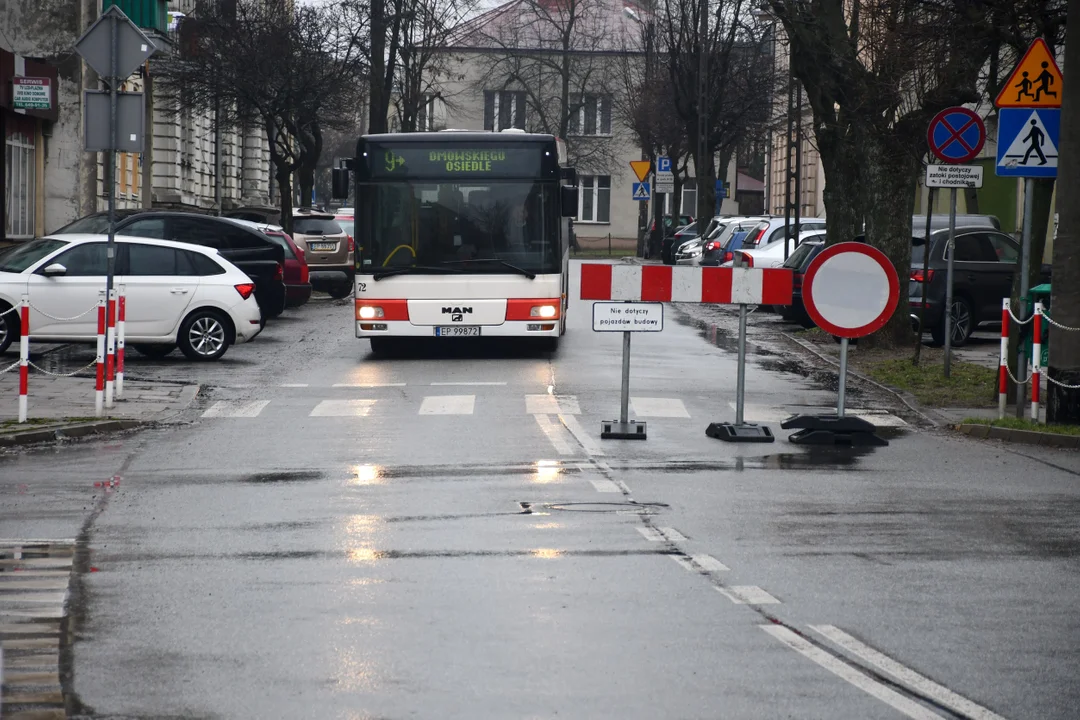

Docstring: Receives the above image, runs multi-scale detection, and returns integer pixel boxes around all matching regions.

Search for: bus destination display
[368,145,541,178]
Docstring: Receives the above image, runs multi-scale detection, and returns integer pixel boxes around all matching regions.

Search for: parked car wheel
[133,344,176,359]
[328,282,352,299]
[0,303,17,354]
[178,310,232,361]
[931,296,974,347]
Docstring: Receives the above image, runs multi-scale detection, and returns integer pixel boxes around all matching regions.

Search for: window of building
[578,175,610,223]
[484,90,527,131]
[5,119,36,239]
[568,94,612,136]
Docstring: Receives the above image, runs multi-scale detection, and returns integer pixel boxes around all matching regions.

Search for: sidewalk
[0,366,199,445]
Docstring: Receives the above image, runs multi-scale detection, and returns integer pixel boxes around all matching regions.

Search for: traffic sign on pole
[629,160,651,182]
[75,5,155,81]
[995,38,1063,109]
[654,172,674,194]
[927,107,986,164]
[632,182,651,201]
[995,108,1060,178]
[657,156,672,172]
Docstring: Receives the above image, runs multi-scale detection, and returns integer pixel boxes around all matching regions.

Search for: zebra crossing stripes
[0,541,73,717]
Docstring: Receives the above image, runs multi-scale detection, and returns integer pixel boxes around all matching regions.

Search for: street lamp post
[696,0,709,229]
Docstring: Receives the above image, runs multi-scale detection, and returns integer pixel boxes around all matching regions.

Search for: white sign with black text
[925,164,984,188]
[592,302,664,332]
[654,171,675,194]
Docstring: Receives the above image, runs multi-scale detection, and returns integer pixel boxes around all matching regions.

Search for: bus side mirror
[332,168,350,200]
[560,185,578,218]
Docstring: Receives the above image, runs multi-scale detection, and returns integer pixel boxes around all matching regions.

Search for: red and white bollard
[18,295,29,424]
[105,288,117,409]
[95,295,106,417]
[116,286,126,400]
[1031,301,1043,423]
[998,298,1010,420]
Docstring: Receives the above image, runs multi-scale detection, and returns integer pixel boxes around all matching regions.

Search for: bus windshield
[359,181,560,275]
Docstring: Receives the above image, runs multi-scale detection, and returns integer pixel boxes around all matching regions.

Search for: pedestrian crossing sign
[632,181,651,201]
[996,107,1059,178]
[995,38,1063,109]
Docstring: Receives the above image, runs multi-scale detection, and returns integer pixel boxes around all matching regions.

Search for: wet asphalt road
[3,261,1080,719]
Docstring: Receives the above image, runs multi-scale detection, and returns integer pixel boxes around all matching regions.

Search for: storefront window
[5,118,36,238]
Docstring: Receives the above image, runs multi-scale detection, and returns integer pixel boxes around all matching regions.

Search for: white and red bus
[332,131,577,354]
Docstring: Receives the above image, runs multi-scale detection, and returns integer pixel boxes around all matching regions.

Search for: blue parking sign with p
[657,157,671,173]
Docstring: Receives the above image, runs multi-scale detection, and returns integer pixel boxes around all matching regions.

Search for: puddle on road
[241,470,327,483]
[229,548,673,562]
[675,314,777,357]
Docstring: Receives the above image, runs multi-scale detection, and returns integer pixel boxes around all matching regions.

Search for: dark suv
[909,225,1044,346]
[53,211,287,320]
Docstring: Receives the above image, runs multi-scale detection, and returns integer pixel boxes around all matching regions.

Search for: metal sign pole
[105,12,118,347]
[837,337,849,417]
[943,187,957,377]
[1015,176,1035,418]
[735,302,747,425]
[620,330,631,425]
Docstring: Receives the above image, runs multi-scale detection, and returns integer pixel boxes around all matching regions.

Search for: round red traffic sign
[927,107,986,164]
[803,242,899,339]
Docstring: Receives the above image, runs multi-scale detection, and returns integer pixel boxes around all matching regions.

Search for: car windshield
[294,217,344,236]
[0,238,68,273]
[361,180,559,274]
[784,240,820,270]
[52,215,111,234]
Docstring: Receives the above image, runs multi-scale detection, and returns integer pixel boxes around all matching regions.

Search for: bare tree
[461,0,626,173]
[162,0,368,229]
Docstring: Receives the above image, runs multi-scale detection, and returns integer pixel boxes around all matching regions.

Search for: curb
[780,331,943,427]
[0,419,144,448]
[956,423,1080,448]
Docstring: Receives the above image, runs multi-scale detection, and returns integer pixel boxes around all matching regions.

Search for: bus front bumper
[356,321,561,338]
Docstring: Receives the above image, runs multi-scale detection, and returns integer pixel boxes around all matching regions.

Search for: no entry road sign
[927,107,986,164]
[803,243,899,339]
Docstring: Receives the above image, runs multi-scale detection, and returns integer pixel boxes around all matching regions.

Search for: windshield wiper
[440,259,536,279]
[372,265,465,281]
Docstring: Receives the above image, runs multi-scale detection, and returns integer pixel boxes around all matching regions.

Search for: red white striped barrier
[95,296,106,417]
[116,287,126,400]
[105,289,117,409]
[580,264,793,305]
[1032,301,1043,422]
[998,298,1009,419]
[18,295,29,423]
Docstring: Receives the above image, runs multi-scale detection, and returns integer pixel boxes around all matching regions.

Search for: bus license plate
[310,241,336,251]
[435,326,480,337]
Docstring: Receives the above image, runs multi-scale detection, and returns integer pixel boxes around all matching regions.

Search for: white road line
[0,592,68,604]
[715,586,780,605]
[669,555,697,572]
[280,383,309,388]
[560,414,605,456]
[810,625,1006,720]
[690,554,730,572]
[526,394,580,415]
[309,399,377,417]
[631,397,691,418]
[332,382,407,388]
[636,527,665,542]
[533,414,574,455]
[659,527,687,542]
[589,478,621,493]
[430,381,507,386]
[760,626,945,720]
[419,395,475,415]
[202,400,270,418]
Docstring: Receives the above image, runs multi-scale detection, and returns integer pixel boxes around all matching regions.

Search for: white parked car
[730,229,827,268]
[0,234,262,361]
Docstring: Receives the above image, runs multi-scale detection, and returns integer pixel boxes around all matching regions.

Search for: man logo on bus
[443,306,473,322]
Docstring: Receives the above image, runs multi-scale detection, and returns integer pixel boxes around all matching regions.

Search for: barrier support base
[601,420,647,440]
[781,414,889,447]
[706,422,775,443]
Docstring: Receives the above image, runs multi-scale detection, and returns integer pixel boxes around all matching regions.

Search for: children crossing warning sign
[995,38,1063,109]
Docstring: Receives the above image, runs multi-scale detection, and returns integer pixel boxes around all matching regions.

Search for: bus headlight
[531,305,557,318]
[357,306,384,320]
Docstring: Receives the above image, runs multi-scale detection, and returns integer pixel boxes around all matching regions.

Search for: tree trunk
[859,129,918,348]
[1047,0,1080,423]
[815,123,863,246]
[276,165,294,234]
[368,0,388,134]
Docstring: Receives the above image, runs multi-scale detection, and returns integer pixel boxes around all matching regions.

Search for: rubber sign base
[600,420,647,440]
[781,415,889,447]
[705,422,775,443]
